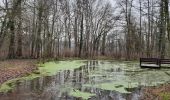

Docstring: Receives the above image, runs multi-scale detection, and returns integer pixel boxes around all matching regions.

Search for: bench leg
[140,58,141,67]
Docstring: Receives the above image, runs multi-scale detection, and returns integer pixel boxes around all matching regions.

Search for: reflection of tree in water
[72,61,99,84]
[0,61,144,100]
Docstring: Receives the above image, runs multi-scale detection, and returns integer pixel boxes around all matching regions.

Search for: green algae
[83,82,138,93]
[0,60,86,93]
[0,74,40,93]
[69,89,95,100]
[57,84,96,100]
[39,60,86,76]
[0,80,16,93]
[84,61,170,93]
[1,60,170,97]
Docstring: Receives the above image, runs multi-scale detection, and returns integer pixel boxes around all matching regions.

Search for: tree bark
[79,14,84,57]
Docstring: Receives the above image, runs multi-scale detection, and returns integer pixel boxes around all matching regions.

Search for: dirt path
[0,59,37,84]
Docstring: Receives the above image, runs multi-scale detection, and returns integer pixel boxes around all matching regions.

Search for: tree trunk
[8,0,22,59]
[36,3,43,58]
[101,32,106,55]
[8,21,16,59]
[159,0,166,58]
[146,0,151,57]
[79,14,83,57]
[16,1,22,57]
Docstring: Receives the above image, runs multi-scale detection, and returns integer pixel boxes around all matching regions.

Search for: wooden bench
[140,58,170,68]
[160,59,170,64]
[140,58,161,68]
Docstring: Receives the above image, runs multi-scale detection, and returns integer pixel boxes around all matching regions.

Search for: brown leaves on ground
[141,84,170,100]
[0,59,37,84]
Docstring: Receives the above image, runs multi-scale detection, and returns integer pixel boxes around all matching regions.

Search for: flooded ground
[0,60,170,100]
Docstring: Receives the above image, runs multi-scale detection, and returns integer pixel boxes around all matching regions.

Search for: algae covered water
[0,60,170,100]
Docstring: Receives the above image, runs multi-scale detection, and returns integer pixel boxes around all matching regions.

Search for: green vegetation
[83,82,138,93]
[1,60,170,99]
[83,61,170,93]
[160,93,170,100]
[69,89,95,100]
[0,80,16,93]
[0,60,86,93]
[39,60,86,76]
[0,74,40,93]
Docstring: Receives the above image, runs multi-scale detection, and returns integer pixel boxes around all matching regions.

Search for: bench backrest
[160,59,170,64]
[140,58,160,65]
[140,58,159,62]
[140,58,170,65]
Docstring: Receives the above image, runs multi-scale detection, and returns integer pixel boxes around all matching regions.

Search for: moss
[0,81,15,93]
[69,89,95,100]
[160,93,170,100]
[0,74,40,93]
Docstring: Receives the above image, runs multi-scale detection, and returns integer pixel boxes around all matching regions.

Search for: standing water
[0,60,170,100]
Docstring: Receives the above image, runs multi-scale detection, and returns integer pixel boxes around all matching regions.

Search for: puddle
[0,60,170,100]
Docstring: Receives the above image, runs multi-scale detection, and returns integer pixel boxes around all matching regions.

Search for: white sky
[109,0,116,6]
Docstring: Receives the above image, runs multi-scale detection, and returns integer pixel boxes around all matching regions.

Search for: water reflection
[0,60,170,100]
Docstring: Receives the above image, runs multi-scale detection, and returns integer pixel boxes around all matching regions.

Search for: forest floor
[0,59,37,84]
[141,84,170,100]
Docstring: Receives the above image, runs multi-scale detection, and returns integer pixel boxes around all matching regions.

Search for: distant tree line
[0,0,169,60]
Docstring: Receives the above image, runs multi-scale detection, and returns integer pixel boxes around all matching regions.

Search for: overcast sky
[109,0,116,6]
[0,0,116,7]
